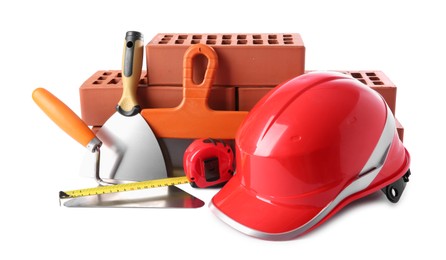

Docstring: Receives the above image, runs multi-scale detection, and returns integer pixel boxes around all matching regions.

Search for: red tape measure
[183,138,235,188]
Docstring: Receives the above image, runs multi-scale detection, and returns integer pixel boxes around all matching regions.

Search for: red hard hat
[210,71,411,240]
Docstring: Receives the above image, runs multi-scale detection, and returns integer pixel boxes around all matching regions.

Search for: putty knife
[81,31,168,183]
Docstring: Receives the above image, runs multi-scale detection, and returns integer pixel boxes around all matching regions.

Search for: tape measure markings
[59,176,190,199]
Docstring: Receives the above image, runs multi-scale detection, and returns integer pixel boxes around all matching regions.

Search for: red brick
[237,87,274,111]
[146,33,305,86]
[396,118,404,142]
[338,70,397,115]
[238,71,397,113]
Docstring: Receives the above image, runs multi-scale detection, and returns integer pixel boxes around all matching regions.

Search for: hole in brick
[268,40,279,44]
[175,40,184,44]
[366,72,376,76]
[102,72,112,76]
[284,40,294,44]
[373,81,384,85]
[283,34,292,38]
[351,72,362,78]
[207,35,217,39]
[139,78,147,85]
[359,79,367,84]
[223,35,232,39]
[192,35,202,39]
[237,40,247,44]
[253,40,263,44]
[206,40,216,45]
[370,76,380,81]
[158,41,168,44]
[178,35,188,39]
[191,40,201,44]
[268,35,277,39]
[237,35,247,39]
[222,40,231,45]
[117,72,122,77]
[108,79,120,84]
[93,80,103,84]
[253,35,262,39]
[192,53,208,85]
[164,35,173,38]
[161,37,171,41]
[98,76,107,80]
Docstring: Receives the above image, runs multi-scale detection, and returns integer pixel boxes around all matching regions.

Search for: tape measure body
[183,138,235,188]
[60,176,190,199]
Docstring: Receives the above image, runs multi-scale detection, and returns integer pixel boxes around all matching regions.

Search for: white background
[1,0,444,259]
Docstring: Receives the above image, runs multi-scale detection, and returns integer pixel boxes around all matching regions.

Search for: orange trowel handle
[32,88,101,152]
[141,44,248,139]
[182,43,218,102]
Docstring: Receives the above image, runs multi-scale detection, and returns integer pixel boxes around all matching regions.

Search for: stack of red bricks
[79,33,404,141]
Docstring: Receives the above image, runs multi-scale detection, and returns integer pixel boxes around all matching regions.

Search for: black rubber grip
[123,31,143,77]
[116,104,141,117]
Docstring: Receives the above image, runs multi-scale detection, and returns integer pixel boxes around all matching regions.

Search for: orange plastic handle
[182,43,218,101]
[141,44,248,139]
[32,88,98,149]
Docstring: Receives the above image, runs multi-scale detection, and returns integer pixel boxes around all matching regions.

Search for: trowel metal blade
[62,186,204,208]
[80,113,168,182]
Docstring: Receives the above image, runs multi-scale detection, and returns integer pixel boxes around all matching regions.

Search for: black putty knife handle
[116,31,144,116]
[32,88,102,152]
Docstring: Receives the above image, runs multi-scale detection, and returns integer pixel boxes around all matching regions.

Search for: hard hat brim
[210,174,324,240]
[210,142,410,241]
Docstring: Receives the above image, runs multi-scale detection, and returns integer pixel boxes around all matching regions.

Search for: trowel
[32,31,204,208]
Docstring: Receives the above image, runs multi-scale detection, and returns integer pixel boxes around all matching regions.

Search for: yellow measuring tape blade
[59,176,190,199]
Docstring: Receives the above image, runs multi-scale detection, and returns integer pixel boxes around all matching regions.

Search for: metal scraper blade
[61,186,204,208]
[80,113,168,182]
